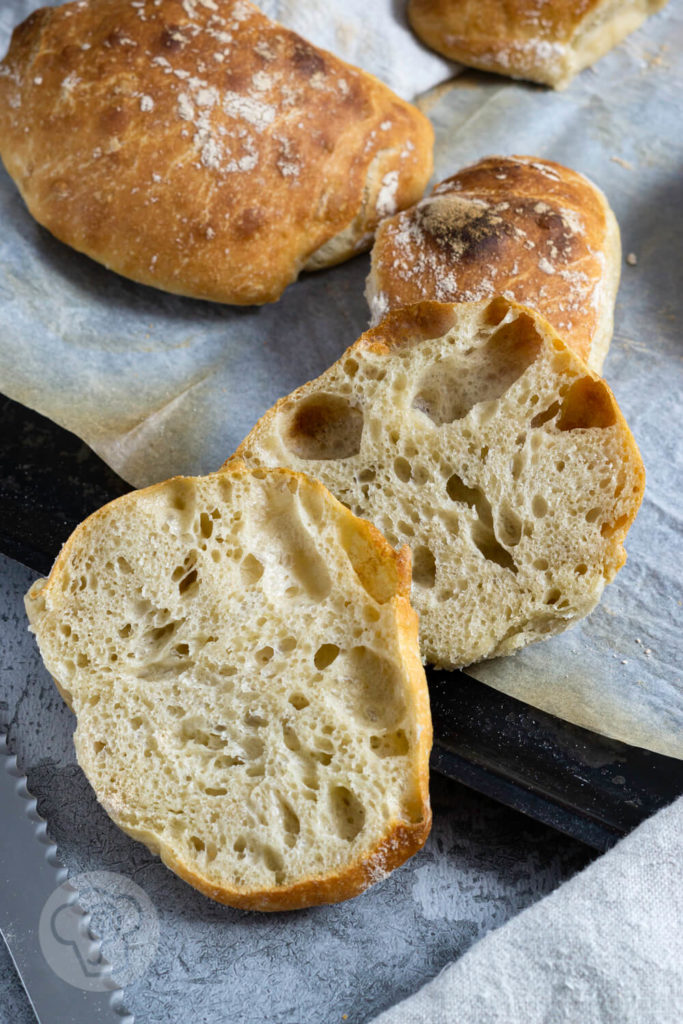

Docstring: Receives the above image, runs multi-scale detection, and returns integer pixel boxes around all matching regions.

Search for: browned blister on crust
[367,156,621,371]
[25,465,432,911]
[407,0,670,89]
[0,0,433,304]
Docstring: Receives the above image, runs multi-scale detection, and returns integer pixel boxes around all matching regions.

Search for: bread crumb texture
[25,467,432,910]
[231,298,645,668]
[0,0,433,303]
[367,155,621,372]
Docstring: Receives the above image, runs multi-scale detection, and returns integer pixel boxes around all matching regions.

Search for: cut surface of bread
[0,0,433,305]
[25,466,432,911]
[407,0,670,89]
[228,299,645,669]
[367,155,621,373]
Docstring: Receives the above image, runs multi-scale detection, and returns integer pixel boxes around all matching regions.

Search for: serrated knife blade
[0,731,134,1024]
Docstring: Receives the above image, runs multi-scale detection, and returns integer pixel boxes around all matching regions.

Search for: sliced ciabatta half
[228,298,645,668]
[25,465,431,911]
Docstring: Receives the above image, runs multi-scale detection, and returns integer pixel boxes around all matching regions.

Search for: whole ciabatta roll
[0,0,433,304]
[407,0,670,89]
[228,298,645,669]
[25,466,432,911]
[367,156,621,373]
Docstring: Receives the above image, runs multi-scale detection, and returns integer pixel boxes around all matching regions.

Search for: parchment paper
[0,1,681,757]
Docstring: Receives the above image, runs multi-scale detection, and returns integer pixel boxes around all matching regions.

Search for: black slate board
[2,393,681,851]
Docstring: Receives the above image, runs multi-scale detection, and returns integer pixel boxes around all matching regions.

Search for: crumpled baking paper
[0,0,681,757]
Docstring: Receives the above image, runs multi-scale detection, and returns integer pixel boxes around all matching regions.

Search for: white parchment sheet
[0,1,681,756]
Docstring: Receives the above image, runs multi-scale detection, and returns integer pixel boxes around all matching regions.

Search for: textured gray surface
[0,552,592,1024]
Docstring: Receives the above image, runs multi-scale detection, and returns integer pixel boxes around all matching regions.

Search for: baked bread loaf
[366,155,620,372]
[25,465,432,911]
[0,0,433,305]
[228,298,645,669]
[407,0,670,89]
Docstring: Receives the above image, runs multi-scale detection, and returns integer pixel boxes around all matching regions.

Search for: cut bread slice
[25,465,432,911]
[228,298,645,668]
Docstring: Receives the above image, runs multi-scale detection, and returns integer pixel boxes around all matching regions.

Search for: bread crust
[25,464,432,910]
[367,155,620,372]
[407,0,670,88]
[0,0,433,304]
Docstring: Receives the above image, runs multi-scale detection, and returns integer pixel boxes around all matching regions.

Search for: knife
[0,731,134,1024]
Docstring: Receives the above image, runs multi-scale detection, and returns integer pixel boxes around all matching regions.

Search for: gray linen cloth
[372,797,683,1024]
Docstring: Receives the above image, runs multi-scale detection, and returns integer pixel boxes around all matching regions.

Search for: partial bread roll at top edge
[25,465,432,911]
[0,0,433,305]
[228,298,645,669]
[367,155,621,373]
[407,0,670,89]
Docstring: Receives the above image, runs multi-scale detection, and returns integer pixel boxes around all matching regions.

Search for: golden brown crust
[407,0,670,88]
[26,463,432,910]
[0,0,433,304]
[368,155,621,371]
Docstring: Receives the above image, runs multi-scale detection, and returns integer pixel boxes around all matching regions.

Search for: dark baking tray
[2,393,681,852]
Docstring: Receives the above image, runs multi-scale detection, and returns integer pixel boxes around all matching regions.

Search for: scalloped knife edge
[0,730,134,1024]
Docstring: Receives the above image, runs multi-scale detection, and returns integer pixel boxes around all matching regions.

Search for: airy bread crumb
[25,465,432,910]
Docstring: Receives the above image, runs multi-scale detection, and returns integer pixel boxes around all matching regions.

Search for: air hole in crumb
[531,400,560,428]
[279,637,297,653]
[279,797,300,845]
[178,568,198,595]
[283,393,363,460]
[370,729,409,757]
[533,557,549,571]
[93,741,106,755]
[190,836,205,853]
[314,644,340,670]
[289,694,309,710]
[497,507,522,546]
[509,452,528,479]
[575,563,588,575]
[174,643,190,656]
[233,836,246,854]
[199,512,213,539]
[557,377,616,430]
[241,553,264,585]
[532,495,548,518]
[131,716,144,731]
[205,786,228,796]
[255,645,274,665]
[585,507,601,523]
[412,312,542,425]
[393,456,412,483]
[344,358,358,377]
[282,722,301,752]
[358,468,375,483]
[412,546,436,589]
[118,623,132,638]
[329,785,365,841]
[545,588,562,605]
